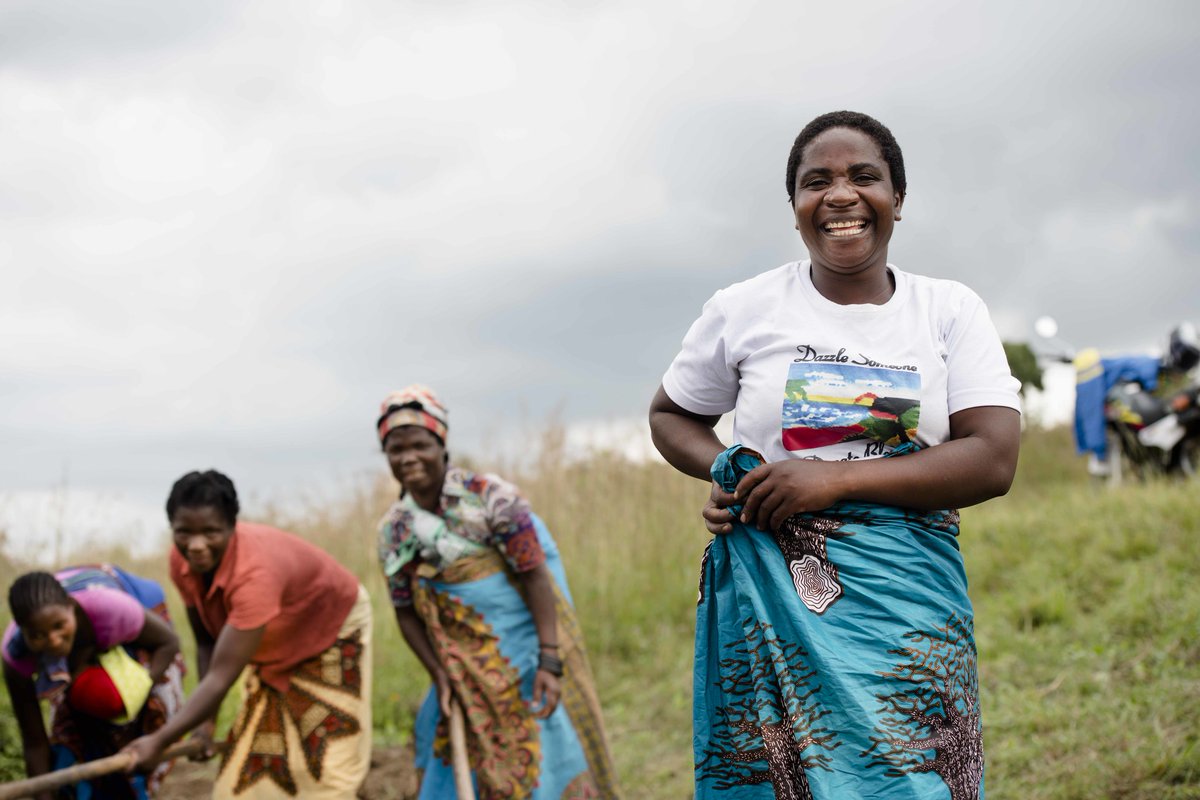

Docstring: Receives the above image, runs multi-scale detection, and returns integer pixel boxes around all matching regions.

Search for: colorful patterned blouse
[377,466,546,608]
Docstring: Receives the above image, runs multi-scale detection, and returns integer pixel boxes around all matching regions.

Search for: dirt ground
[157,744,419,799]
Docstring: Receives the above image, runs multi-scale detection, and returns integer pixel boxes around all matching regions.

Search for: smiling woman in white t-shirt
[649,110,1020,800]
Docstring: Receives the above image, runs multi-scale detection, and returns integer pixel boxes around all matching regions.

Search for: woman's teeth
[824,220,867,237]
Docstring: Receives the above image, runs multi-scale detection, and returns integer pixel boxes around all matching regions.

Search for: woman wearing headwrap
[122,469,373,799]
[376,385,619,799]
[3,564,186,799]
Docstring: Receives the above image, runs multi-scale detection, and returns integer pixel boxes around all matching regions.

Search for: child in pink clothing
[3,565,185,799]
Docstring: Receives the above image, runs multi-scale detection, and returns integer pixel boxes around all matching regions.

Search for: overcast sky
[2,0,1197,556]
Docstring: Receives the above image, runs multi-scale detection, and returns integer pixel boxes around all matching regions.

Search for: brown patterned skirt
[411,550,620,799]
[213,584,372,799]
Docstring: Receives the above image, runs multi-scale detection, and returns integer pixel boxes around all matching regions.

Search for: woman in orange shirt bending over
[124,469,373,799]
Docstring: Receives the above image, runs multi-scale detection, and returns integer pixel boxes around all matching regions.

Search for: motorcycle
[1034,317,1200,485]
[1102,376,1200,484]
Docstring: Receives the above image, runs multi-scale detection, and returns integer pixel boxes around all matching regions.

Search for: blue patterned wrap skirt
[694,446,984,800]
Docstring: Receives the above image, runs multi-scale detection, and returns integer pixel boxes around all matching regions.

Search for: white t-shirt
[662,261,1021,465]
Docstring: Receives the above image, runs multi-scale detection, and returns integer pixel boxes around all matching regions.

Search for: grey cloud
[3,0,1200,522]
[0,1,242,72]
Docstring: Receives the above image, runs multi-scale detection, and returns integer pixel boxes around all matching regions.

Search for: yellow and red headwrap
[377,384,449,445]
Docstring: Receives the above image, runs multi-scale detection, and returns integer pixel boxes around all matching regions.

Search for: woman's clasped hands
[703,459,846,535]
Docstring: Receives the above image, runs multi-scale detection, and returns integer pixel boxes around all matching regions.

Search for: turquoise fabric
[694,445,984,799]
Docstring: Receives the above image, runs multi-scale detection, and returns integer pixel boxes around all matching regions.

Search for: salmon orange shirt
[169,522,359,692]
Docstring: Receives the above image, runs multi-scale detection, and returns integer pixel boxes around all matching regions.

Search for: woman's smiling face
[383,426,447,500]
[792,126,904,281]
[23,603,77,657]
[171,505,235,576]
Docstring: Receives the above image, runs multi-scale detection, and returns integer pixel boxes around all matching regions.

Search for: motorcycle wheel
[1104,425,1159,486]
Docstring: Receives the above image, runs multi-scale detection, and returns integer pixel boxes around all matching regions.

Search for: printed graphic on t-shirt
[782,348,922,454]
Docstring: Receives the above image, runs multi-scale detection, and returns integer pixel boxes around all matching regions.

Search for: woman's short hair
[165,469,240,526]
[785,110,906,204]
[8,571,70,627]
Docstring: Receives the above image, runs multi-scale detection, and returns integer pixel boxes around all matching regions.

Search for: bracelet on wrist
[537,652,564,677]
[538,642,559,650]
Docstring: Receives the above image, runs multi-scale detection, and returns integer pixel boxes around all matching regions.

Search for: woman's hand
[187,720,218,762]
[434,666,453,718]
[531,669,561,719]
[733,406,1021,524]
[735,460,846,532]
[702,481,738,534]
[122,732,166,773]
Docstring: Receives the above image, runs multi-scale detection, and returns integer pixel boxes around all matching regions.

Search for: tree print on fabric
[772,508,874,614]
[863,614,983,800]
[902,507,961,534]
[696,620,840,799]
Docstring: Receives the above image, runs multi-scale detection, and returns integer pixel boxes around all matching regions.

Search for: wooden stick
[448,698,475,800]
[0,739,223,800]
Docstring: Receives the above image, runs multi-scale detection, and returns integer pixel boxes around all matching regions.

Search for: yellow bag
[101,646,153,723]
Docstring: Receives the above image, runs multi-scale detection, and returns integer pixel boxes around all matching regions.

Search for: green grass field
[2,425,1199,798]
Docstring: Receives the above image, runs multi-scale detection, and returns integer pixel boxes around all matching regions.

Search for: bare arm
[123,623,264,771]
[839,405,1018,507]
[394,604,442,680]
[514,563,560,719]
[4,661,53,797]
[648,384,739,533]
[129,610,180,684]
[648,384,726,480]
[394,604,452,717]
[736,405,1021,530]
[175,606,219,758]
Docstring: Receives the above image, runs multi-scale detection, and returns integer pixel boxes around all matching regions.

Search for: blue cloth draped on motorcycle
[694,445,984,799]
[1073,349,1160,458]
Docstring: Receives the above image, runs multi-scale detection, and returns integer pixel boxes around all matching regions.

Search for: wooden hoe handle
[448,698,475,800]
[0,739,222,800]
